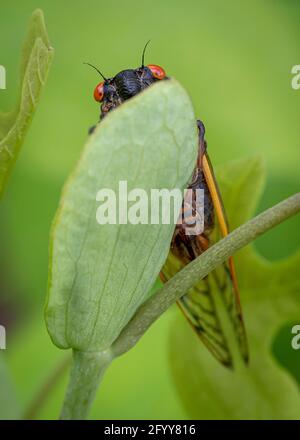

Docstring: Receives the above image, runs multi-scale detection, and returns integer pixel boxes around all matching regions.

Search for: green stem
[60,349,112,420]
[24,355,70,420]
[61,193,300,419]
[112,193,300,356]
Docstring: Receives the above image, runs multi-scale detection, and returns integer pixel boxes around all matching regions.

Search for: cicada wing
[162,251,245,367]
[160,152,248,367]
[202,152,247,342]
[162,251,232,366]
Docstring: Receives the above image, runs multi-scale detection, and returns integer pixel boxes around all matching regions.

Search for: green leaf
[45,79,198,353]
[170,156,300,419]
[0,9,53,197]
[0,356,20,419]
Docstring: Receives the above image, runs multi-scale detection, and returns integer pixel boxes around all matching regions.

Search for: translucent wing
[161,152,248,367]
[202,152,248,362]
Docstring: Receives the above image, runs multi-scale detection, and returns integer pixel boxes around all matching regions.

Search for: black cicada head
[85,42,168,121]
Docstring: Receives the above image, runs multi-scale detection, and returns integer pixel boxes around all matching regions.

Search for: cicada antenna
[141,40,151,67]
[83,62,107,81]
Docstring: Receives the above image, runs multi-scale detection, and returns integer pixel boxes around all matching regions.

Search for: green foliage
[0,9,53,196]
[0,357,20,419]
[45,79,198,352]
[7,312,185,419]
[1,0,299,420]
[170,157,300,419]
[0,8,53,420]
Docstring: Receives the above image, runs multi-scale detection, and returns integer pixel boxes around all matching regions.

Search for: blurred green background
[0,0,299,419]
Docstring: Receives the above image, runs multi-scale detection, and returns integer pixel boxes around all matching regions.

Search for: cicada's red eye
[94,82,104,102]
[147,64,166,80]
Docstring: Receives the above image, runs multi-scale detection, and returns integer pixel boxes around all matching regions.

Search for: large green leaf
[0,9,53,196]
[170,156,300,419]
[45,79,198,353]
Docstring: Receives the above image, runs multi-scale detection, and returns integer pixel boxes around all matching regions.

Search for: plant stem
[61,193,300,419]
[24,355,70,420]
[112,192,300,356]
[60,349,112,420]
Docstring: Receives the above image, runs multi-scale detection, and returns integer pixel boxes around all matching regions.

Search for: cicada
[160,120,248,366]
[86,42,248,367]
